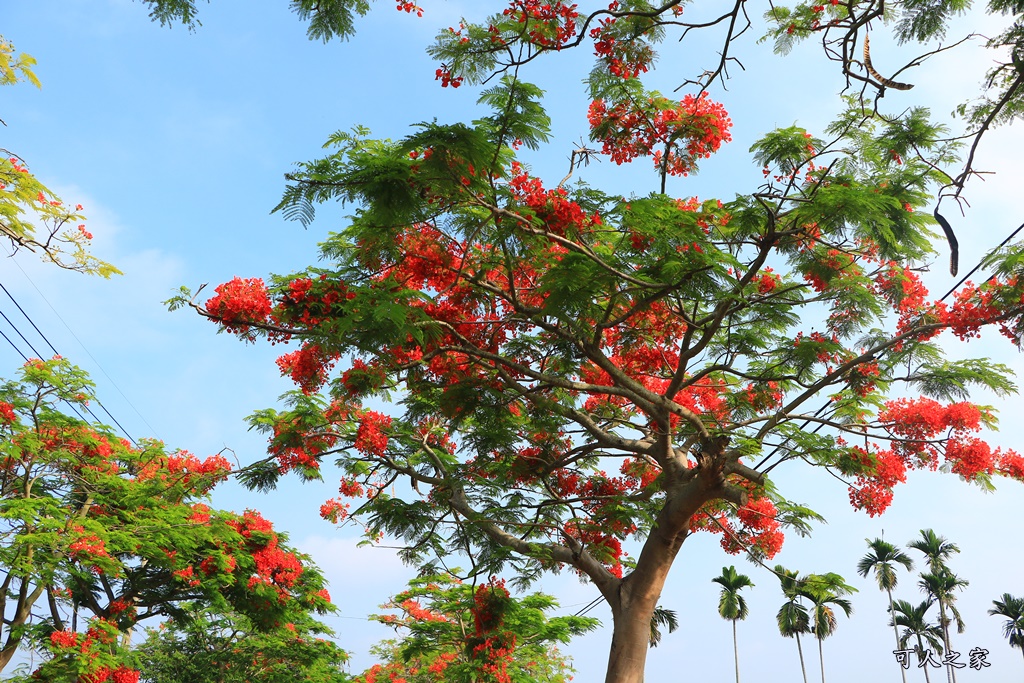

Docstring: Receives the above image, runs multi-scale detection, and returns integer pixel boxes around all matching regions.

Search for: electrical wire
[0,308,89,423]
[11,256,161,439]
[0,280,136,443]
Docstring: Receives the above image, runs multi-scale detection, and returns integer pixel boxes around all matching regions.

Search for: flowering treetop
[0,359,335,682]
[160,1,1024,681]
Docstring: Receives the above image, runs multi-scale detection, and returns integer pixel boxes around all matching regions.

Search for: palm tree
[774,565,811,683]
[712,566,754,683]
[891,599,944,683]
[909,530,965,683]
[988,593,1024,667]
[908,529,960,575]
[858,538,915,683]
[919,570,968,683]
[648,606,678,648]
[800,572,856,683]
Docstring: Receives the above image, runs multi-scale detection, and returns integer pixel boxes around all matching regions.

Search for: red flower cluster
[69,533,110,563]
[395,1,422,16]
[435,65,463,88]
[400,598,449,622]
[355,410,392,456]
[470,580,517,683]
[715,495,784,559]
[590,17,654,78]
[276,343,340,395]
[503,0,580,48]
[319,498,350,523]
[229,510,305,591]
[508,162,601,236]
[48,621,140,683]
[742,381,783,412]
[846,446,907,516]
[204,277,273,338]
[588,92,732,176]
[841,395,1024,516]
[940,280,1010,340]
[82,667,140,683]
[756,267,780,294]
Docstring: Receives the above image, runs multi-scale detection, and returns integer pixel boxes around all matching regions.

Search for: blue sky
[3,1,1024,681]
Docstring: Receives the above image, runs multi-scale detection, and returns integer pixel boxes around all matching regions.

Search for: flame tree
[0,358,339,682]
[164,1,1024,682]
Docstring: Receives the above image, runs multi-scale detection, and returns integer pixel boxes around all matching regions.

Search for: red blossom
[355,411,392,456]
[276,343,340,395]
[588,92,732,176]
[205,277,273,336]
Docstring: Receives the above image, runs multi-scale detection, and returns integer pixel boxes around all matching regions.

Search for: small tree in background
[857,538,914,683]
[988,593,1024,668]
[891,599,944,683]
[0,358,335,682]
[712,565,754,683]
[774,566,812,683]
[910,530,967,683]
[800,573,855,683]
[353,573,598,683]
[134,606,349,683]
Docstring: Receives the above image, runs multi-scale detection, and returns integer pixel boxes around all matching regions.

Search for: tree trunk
[602,589,659,679]
[602,480,732,681]
[598,437,748,683]
[795,630,809,683]
[732,618,740,683]
[937,600,953,683]
[818,634,826,683]
[915,635,931,683]
[0,577,45,672]
[887,588,908,683]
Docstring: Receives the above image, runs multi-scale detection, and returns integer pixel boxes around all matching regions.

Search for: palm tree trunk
[795,631,809,683]
[937,599,953,683]
[732,618,740,683]
[915,635,932,683]
[887,588,908,683]
[818,633,826,683]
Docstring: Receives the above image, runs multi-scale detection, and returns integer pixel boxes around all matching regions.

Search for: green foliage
[891,599,945,655]
[988,593,1024,652]
[894,0,972,43]
[136,0,372,41]
[799,573,857,641]
[647,606,678,648]
[0,359,335,678]
[0,36,39,87]
[0,37,120,277]
[135,607,349,683]
[712,566,754,622]
[354,573,598,683]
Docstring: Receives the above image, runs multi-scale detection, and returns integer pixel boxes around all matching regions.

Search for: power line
[574,594,604,618]
[10,257,161,440]
[0,308,89,423]
[0,327,28,362]
[0,281,136,443]
[0,280,136,443]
